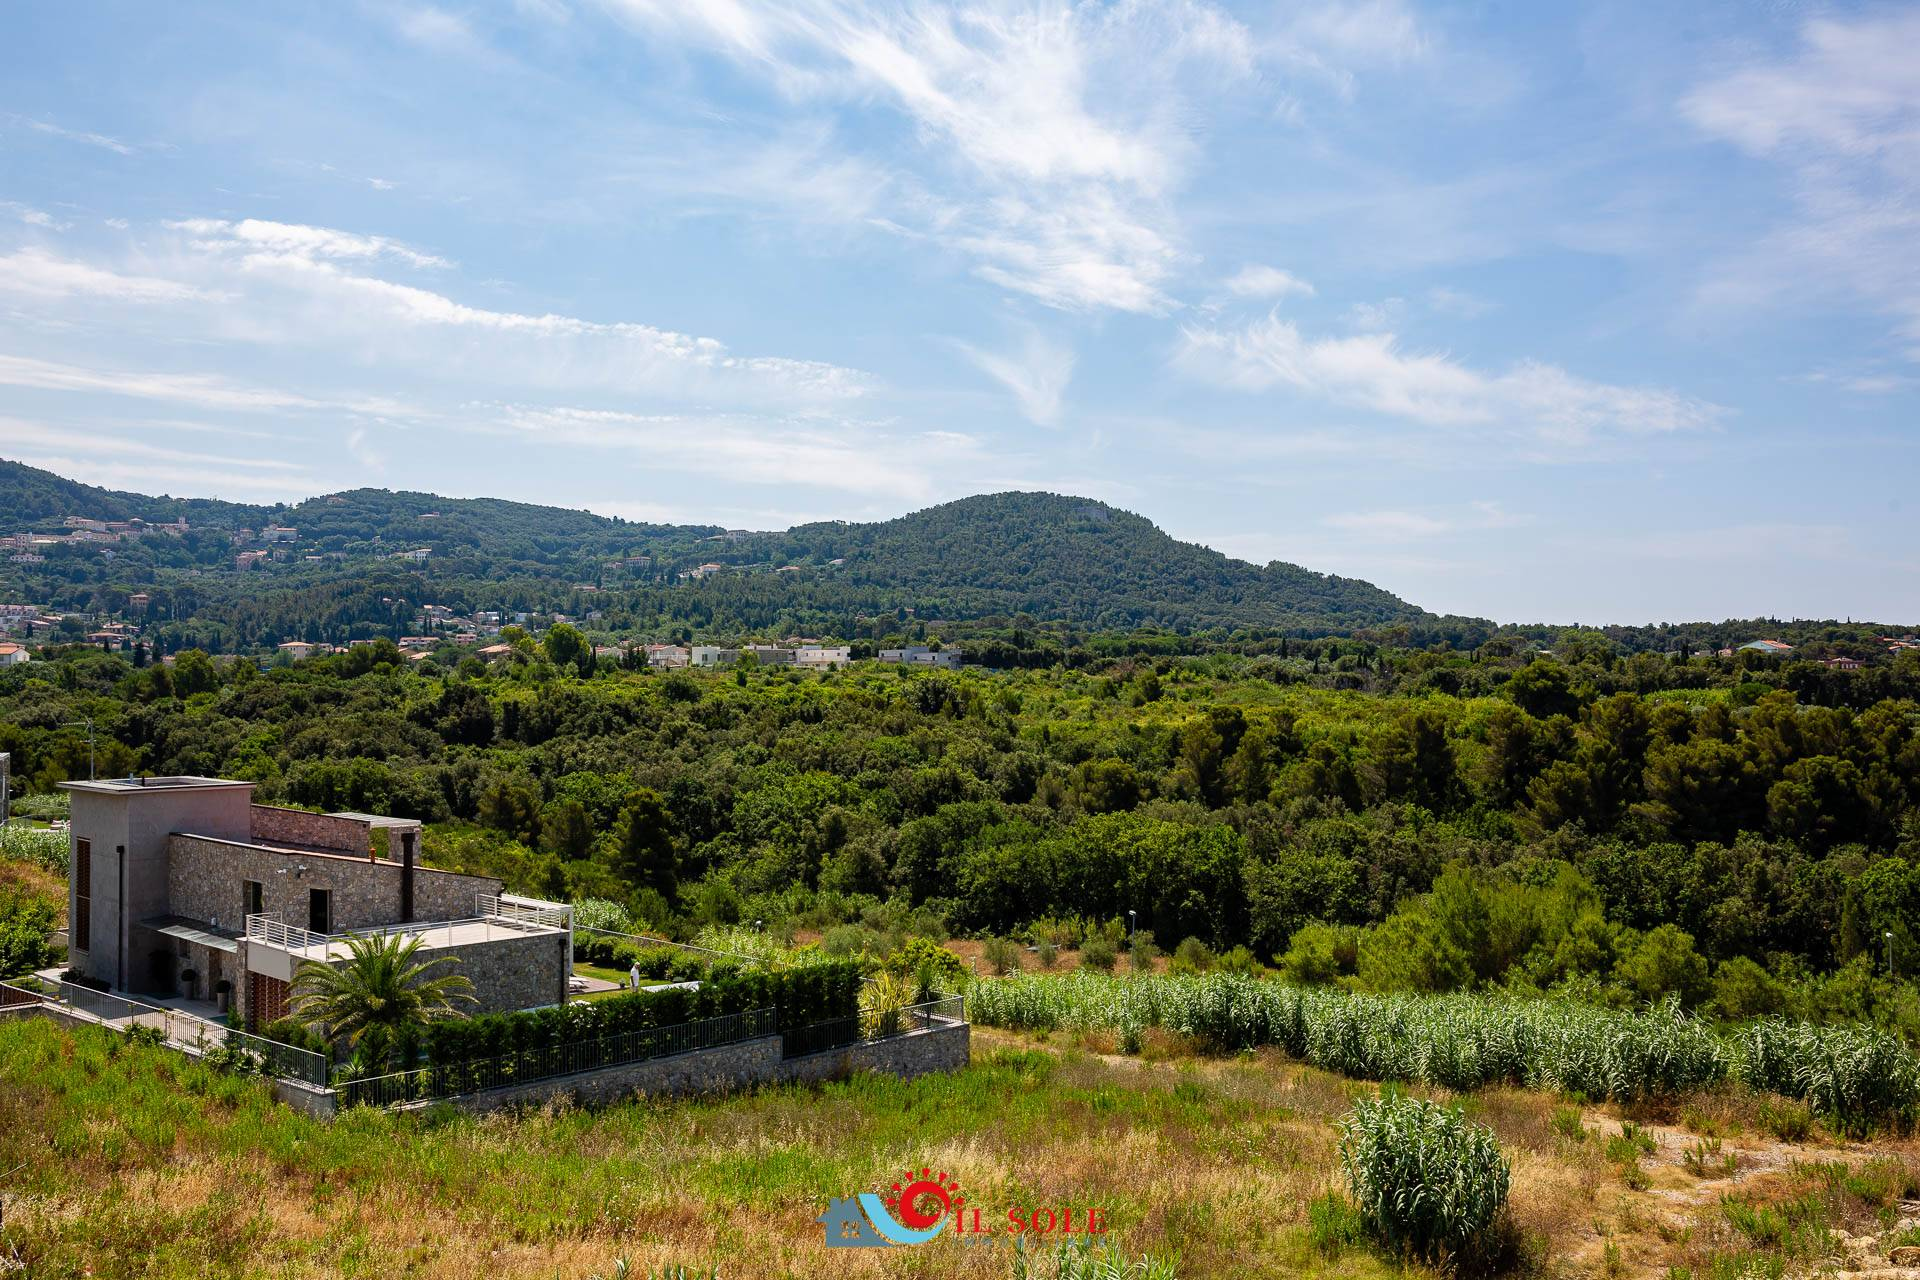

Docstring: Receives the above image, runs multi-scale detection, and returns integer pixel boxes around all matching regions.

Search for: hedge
[339,957,864,1083]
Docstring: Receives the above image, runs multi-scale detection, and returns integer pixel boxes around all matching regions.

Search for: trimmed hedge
[344,957,864,1084]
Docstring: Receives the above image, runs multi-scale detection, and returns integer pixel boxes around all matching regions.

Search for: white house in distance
[792,645,850,669]
[880,645,962,669]
[0,642,30,667]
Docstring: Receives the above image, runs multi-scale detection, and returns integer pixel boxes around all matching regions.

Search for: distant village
[1,509,1916,675]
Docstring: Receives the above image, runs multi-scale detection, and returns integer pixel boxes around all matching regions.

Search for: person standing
[628,959,642,992]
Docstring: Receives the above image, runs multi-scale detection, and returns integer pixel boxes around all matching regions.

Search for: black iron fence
[783,995,966,1060]
[337,1006,780,1108]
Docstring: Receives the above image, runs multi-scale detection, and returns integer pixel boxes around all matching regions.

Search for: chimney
[400,829,416,923]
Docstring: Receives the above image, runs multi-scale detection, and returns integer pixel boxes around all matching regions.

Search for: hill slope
[763,492,1423,631]
[0,459,1431,634]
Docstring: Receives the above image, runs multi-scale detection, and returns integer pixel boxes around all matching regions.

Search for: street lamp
[1128,910,1136,943]
[1888,930,1896,979]
[0,752,9,832]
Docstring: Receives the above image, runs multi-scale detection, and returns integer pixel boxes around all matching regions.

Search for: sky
[1,1,1917,626]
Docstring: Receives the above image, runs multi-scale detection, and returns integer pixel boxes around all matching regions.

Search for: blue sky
[2,1,1917,625]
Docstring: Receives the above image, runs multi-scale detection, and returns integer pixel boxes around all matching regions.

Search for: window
[73,839,91,951]
[308,888,331,936]
[243,879,263,919]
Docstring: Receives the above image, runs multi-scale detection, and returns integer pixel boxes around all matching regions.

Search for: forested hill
[760,493,1424,631]
[0,460,1436,638]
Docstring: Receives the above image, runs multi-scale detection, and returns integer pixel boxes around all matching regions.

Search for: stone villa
[62,776,571,1030]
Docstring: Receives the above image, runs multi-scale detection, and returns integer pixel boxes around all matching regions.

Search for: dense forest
[7,634,1920,1034]
[0,459,1444,642]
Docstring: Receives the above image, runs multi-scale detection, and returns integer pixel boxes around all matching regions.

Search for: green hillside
[0,460,1433,637]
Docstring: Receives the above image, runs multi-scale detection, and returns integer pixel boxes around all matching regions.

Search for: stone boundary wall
[248,806,375,857]
[417,1019,971,1115]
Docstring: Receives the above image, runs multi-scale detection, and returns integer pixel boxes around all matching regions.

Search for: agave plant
[290,931,476,1051]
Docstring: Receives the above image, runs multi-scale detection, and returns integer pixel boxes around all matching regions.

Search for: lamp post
[0,752,9,833]
[1888,930,1897,979]
[1128,910,1136,943]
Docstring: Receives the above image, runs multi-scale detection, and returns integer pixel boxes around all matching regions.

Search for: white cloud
[1344,297,1406,331]
[1174,313,1722,444]
[954,328,1075,426]
[0,248,211,303]
[171,218,452,270]
[484,404,970,499]
[1225,264,1314,299]
[9,116,135,156]
[1683,12,1920,355]
[608,0,1260,313]
[0,416,319,501]
[13,225,872,406]
[2,201,63,230]
[0,354,406,416]
[1324,509,1450,539]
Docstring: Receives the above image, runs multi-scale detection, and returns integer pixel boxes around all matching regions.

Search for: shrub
[570,898,632,934]
[1079,936,1117,972]
[983,936,1024,976]
[1339,1093,1510,1262]
[887,935,968,988]
[1170,937,1215,975]
[1035,939,1058,969]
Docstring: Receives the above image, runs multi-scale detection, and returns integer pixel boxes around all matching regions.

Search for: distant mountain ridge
[0,458,1433,634]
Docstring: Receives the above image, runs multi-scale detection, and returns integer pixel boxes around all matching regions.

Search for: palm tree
[289,931,476,1050]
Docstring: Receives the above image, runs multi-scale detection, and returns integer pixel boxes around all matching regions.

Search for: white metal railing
[245,912,324,952]
[478,894,571,930]
[245,901,569,958]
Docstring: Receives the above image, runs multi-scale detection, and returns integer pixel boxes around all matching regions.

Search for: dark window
[73,839,91,952]
[308,888,331,936]
[243,880,263,918]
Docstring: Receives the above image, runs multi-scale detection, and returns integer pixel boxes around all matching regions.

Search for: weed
[1551,1105,1587,1142]
[1306,1191,1364,1258]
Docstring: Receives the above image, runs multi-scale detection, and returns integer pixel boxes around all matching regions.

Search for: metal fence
[337,1006,780,1109]
[5,977,331,1086]
[784,994,966,1060]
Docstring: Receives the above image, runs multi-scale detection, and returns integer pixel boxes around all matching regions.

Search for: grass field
[3,1016,1919,1279]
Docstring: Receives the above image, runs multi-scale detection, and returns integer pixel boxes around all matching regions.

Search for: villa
[61,776,571,1031]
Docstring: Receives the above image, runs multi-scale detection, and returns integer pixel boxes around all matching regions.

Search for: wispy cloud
[483,404,974,498]
[0,354,406,416]
[953,327,1075,426]
[1174,312,1722,444]
[606,0,1263,313]
[7,115,135,156]
[1,201,64,230]
[1225,263,1315,299]
[14,224,872,405]
[1683,11,1920,356]
[0,248,211,303]
[172,217,452,270]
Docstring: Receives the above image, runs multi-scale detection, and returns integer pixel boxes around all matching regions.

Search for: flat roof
[61,776,256,795]
[326,811,422,829]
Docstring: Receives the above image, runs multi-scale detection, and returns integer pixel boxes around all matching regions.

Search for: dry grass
[2,1017,1917,1279]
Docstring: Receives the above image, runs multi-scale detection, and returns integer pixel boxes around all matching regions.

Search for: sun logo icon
[881,1166,964,1230]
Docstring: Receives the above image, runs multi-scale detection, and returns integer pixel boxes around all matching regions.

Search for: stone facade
[247,805,392,856]
[441,929,571,1015]
[168,834,501,934]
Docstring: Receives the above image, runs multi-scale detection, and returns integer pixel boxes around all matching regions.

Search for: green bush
[1338,1093,1510,1262]
[1079,936,1117,972]
[983,936,1024,976]
[0,891,55,976]
[1170,937,1215,975]
[887,935,968,987]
